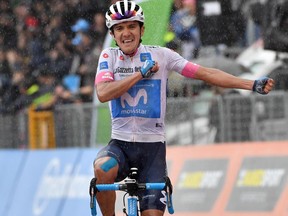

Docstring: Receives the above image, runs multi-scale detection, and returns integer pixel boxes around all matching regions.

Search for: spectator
[71,18,90,33]
[164,26,181,52]
[170,0,201,60]
[90,12,107,43]
[72,0,95,20]
[0,47,11,97]
[44,13,64,50]
[67,30,100,102]
[46,44,73,82]
[6,49,27,73]
[0,65,31,114]
[0,0,13,14]
[67,17,102,103]
[0,13,17,50]
[31,67,59,111]
[13,2,30,33]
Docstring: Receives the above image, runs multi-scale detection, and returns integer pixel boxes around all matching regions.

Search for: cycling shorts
[95,139,167,212]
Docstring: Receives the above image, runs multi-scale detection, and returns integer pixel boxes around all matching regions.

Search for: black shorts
[95,139,167,212]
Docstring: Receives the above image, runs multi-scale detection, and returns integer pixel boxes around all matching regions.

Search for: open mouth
[123,39,133,44]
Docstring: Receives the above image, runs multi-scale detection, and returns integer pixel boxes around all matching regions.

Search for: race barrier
[0,148,100,216]
[1,141,288,216]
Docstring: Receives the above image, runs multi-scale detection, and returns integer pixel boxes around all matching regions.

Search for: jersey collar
[120,44,143,58]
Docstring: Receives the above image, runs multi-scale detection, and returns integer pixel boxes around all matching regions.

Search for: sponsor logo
[121,89,147,108]
[103,53,109,58]
[101,72,113,80]
[114,66,141,74]
[115,67,134,74]
[111,80,161,118]
[174,159,227,212]
[33,158,92,215]
[140,53,152,62]
[160,191,167,205]
[178,170,224,189]
[119,55,124,60]
[100,61,108,70]
[237,168,285,187]
[226,156,288,211]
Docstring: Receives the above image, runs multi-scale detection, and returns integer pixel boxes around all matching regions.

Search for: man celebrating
[93,1,274,216]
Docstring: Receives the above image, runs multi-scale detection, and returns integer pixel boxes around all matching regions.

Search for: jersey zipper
[131,57,136,142]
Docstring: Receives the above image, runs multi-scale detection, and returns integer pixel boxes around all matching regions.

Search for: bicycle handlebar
[95,182,166,191]
[89,177,174,215]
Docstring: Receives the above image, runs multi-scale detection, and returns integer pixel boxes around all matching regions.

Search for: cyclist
[93,1,274,216]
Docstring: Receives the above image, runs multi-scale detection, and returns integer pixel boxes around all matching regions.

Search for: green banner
[140,0,173,46]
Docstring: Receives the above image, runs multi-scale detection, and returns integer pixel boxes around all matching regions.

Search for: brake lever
[164,176,174,214]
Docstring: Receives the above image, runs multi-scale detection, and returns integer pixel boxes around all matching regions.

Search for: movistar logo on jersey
[121,89,147,108]
[111,80,161,118]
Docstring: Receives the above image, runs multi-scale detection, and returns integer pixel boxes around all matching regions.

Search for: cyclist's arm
[193,66,254,90]
[96,72,143,103]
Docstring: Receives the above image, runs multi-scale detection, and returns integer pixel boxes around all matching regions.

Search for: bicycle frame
[89,169,174,216]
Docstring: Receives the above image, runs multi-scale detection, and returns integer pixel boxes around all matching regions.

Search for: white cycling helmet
[105,0,145,29]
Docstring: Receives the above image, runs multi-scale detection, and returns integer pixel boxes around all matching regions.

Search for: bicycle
[89,167,174,216]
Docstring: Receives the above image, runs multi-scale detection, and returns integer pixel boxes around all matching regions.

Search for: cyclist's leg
[141,209,164,216]
[93,139,129,216]
[94,157,117,216]
[136,142,167,216]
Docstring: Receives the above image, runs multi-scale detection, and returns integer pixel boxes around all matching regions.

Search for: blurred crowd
[168,0,263,59]
[0,0,110,114]
[0,0,264,115]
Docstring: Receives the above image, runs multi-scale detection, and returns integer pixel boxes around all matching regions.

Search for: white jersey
[95,44,199,142]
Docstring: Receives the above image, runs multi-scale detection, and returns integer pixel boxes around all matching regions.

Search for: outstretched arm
[193,66,274,94]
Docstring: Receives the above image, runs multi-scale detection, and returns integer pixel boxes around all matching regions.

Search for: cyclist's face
[111,21,144,55]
